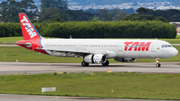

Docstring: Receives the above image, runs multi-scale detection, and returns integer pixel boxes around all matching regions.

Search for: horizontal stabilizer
[16,42,31,47]
[3,42,17,44]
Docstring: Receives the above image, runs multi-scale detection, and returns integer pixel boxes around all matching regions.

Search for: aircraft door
[151,42,157,52]
[118,44,123,52]
[118,43,124,57]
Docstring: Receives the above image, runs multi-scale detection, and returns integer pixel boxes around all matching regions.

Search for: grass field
[0,72,180,100]
[0,37,23,44]
[159,35,180,44]
[0,46,179,63]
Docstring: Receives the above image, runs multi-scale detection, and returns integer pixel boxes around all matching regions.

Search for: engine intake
[84,54,106,64]
[114,58,136,62]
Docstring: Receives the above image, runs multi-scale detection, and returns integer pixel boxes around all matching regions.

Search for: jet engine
[84,54,106,64]
[114,58,136,62]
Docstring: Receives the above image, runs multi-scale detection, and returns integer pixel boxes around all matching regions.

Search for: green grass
[0,72,180,100]
[175,35,180,39]
[0,47,83,63]
[0,37,23,44]
[0,46,179,63]
[159,38,180,44]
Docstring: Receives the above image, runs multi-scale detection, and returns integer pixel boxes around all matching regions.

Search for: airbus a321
[16,13,178,67]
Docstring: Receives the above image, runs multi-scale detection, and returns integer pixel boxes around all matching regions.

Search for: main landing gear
[81,61,89,67]
[81,60,109,67]
[156,58,161,67]
[102,60,109,66]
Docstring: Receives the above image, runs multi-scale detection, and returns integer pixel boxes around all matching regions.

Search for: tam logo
[21,16,37,38]
[124,42,151,51]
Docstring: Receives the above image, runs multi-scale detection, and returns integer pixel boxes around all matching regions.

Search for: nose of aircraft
[172,48,178,57]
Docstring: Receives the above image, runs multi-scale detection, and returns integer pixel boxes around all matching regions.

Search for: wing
[39,48,117,58]
[39,48,90,56]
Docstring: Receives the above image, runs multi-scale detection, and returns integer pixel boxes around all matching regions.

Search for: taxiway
[0,94,177,101]
[0,62,180,75]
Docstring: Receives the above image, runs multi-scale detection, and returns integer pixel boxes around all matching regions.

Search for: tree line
[120,14,169,23]
[136,7,180,22]
[0,21,176,38]
[40,0,128,22]
[1,0,180,22]
[0,0,180,22]
[0,0,177,39]
[0,0,128,22]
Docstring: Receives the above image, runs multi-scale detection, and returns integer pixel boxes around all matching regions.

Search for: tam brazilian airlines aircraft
[16,13,178,67]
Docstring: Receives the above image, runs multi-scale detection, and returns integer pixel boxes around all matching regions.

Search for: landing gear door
[151,42,157,52]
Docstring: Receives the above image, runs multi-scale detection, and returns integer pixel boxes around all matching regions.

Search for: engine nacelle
[84,54,106,64]
[114,58,136,62]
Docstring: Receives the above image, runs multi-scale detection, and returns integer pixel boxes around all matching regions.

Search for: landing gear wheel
[102,60,109,66]
[81,61,89,67]
[156,63,161,67]
[155,58,161,67]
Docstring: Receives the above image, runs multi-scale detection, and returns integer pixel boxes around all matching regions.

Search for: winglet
[19,13,42,40]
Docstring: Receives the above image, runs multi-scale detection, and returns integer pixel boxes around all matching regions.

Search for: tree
[119,11,128,19]
[64,10,94,21]
[136,7,147,15]
[40,0,68,10]
[40,7,62,22]
[40,0,53,9]
[0,0,20,22]
[40,0,69,22]
[120,14,169,23]
[0,0,39,22]
[98,8,108,21]
[140,8,180,22]
[90,17,100,22]
[19,0,39,19]
[112,9,127,21]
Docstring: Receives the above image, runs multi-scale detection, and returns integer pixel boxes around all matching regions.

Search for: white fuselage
[41,39,178,59]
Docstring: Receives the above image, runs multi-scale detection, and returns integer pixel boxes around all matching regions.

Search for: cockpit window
[168,45,172,47]
[162,45,172,48]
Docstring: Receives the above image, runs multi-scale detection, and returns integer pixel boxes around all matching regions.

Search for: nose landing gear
[156,58,161,67]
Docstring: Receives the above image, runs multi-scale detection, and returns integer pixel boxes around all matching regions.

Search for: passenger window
[162,45,164,48]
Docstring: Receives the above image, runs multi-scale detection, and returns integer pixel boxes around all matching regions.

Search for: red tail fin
[19,13,42,40]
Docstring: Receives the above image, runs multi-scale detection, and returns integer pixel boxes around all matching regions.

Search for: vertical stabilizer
[19,13,42,40]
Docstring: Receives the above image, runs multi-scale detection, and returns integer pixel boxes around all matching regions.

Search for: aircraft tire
[102,60,109,66]
[81,61,89,67]
[156,63,161,67]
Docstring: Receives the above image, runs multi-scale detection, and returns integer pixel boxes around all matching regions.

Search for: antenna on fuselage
[155,38,157,40]
[70,35,72,39]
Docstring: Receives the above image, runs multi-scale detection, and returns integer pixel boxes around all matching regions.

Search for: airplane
[16,13,178,67]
